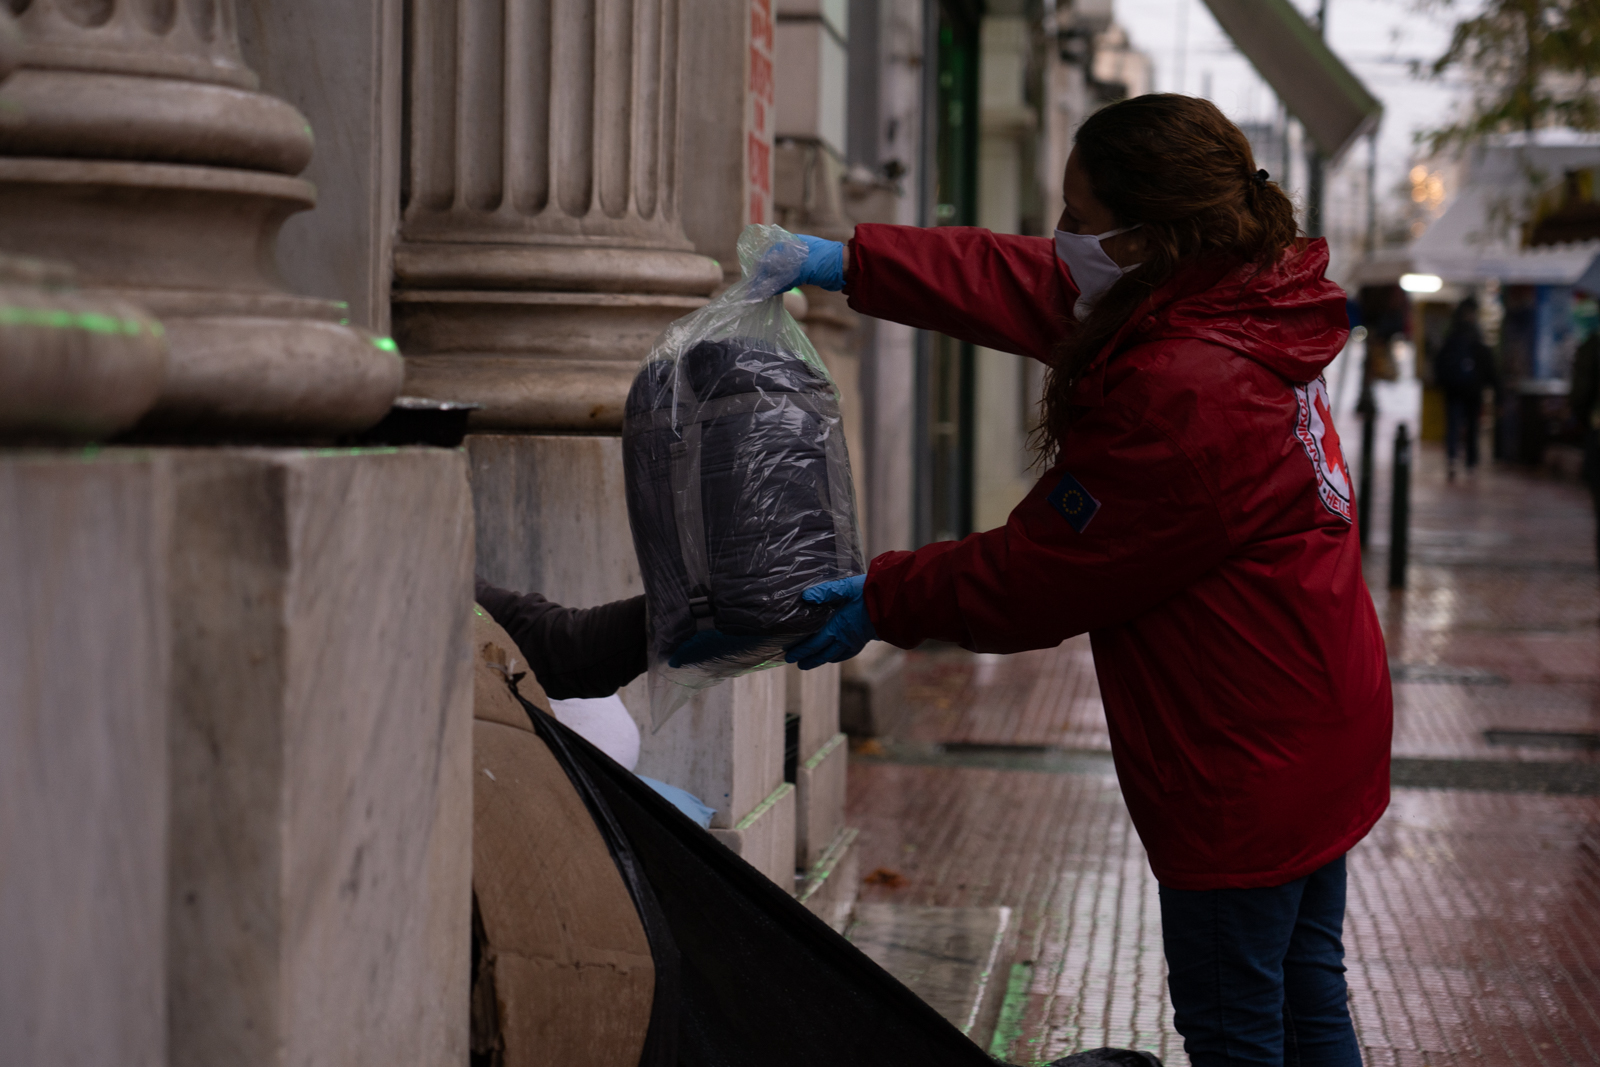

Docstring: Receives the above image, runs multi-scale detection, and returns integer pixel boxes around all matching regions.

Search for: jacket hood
[1134,239,1350,383]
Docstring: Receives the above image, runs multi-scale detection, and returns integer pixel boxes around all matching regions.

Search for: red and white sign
[1292,377,1353,523]
[746,0,775,225]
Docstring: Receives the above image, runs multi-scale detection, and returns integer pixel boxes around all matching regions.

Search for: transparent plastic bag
[623,225,865,727]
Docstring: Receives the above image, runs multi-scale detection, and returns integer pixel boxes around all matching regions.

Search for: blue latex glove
[784,574,874,670]
[796,235,846,291]
[748,234,846,298]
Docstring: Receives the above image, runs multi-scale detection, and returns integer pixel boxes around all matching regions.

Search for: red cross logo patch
[1292,377,1353,523]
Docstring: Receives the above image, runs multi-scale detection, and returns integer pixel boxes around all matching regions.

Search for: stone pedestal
[0,0,402,436]
[787,668,851,876]
[786,661,845,865]
[0,451,171,1067]
[785,660,854,918]
[640,670,786,829]
[166,448,474,1067]
[644,670,795,887]
[395,0,721,432]
[841,640,909,738]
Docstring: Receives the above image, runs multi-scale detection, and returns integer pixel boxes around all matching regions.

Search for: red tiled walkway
[848,444,1600,1066]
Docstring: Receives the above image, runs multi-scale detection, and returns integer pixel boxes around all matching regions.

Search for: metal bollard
[1357,388,1376,548]
[1388,423,1412,589]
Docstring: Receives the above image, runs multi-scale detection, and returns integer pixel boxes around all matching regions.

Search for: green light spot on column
[0,305,154,336]
[373,337,399,352]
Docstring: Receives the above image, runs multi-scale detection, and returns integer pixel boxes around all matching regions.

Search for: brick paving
[847,441,1600,1065]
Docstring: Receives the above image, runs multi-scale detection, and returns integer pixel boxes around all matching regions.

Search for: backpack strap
[817,406,860,575]
[668,377,717,632]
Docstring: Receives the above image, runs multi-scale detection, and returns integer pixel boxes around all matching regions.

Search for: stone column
[0,0,402,436]
[973,13,1038,532]
[394,0,722,432]
[680,0,776,275]
[0,6,168,442]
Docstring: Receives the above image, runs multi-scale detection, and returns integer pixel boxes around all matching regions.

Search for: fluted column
[394,0,722,431]
[0,0,403,437]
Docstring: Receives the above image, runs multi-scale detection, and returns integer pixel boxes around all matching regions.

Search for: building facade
[0,0,1146,1059]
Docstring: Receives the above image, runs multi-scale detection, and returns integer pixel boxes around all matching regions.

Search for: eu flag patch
[1047,471,1101,533]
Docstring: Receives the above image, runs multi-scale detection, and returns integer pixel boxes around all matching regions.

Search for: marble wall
[0,453,172,1067]
[166,448,475,1067]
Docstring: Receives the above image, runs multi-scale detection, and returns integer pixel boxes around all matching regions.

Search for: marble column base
[0,253,167,441]
[396,291,707,432]
[0,159,402,436]
[0,68,312,173]
[0,449,171,1067]
[392,240,719,433]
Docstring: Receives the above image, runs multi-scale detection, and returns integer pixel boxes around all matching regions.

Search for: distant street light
[1399,273,1444,293]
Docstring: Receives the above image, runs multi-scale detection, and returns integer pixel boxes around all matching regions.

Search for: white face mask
[1054,224,1141,321]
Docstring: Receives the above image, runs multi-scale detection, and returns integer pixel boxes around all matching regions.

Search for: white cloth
[547,694,641,771]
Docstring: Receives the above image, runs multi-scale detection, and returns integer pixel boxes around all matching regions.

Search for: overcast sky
[1113,0,1472,211]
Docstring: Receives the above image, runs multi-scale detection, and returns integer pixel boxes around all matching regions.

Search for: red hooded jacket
[846,224,1392,891]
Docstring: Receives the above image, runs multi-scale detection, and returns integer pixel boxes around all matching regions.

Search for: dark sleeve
[1478,338,1499,389]
[475,578,648,700]
[1469,325,1498,390]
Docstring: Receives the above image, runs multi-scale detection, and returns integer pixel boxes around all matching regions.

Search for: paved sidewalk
[848,444,1600,1066]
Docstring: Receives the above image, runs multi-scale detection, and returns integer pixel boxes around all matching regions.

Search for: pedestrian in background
[1432,296,1497,480]
[1569,326,1600,566]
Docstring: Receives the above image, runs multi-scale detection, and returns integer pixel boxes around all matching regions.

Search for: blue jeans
[1159,856,1362,1066]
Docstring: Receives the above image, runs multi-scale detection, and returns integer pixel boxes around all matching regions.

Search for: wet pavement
[847,441,1600,1066]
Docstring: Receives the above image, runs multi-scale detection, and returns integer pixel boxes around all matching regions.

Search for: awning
[1410,134,1600,285]
[1201,0,1382,163]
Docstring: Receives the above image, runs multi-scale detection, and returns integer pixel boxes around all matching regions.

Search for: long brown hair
[1033,94,1300,461]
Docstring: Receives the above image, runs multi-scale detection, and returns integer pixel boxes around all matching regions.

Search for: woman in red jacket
[782,95,1390,1066]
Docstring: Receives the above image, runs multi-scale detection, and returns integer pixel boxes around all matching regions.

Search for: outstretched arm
[845,224,1080,362]
[475,578,648,700]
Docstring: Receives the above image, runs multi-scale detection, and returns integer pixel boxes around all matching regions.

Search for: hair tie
[1253,169,1270,187]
